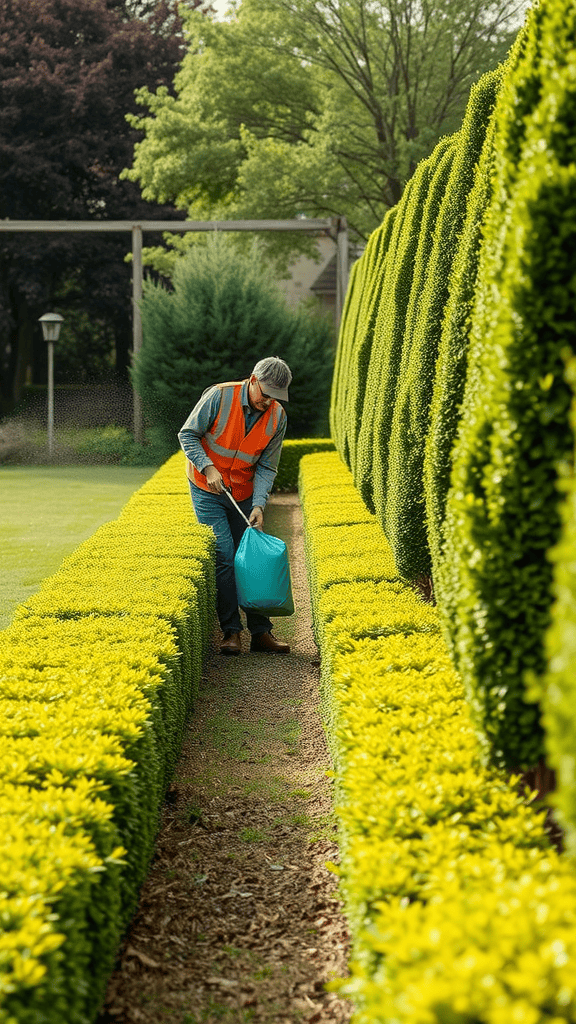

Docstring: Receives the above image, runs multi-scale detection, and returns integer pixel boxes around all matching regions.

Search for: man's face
[248,375,273,412]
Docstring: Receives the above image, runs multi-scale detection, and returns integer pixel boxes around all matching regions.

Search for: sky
[207,0,531,24]
[208,0,234,18]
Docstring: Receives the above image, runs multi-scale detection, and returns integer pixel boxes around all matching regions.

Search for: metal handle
[223,486,253,527]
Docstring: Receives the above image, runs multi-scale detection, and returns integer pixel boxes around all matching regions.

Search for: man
[178,356,292,656]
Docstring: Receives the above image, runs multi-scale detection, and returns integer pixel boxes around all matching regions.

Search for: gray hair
[252,356,292,389]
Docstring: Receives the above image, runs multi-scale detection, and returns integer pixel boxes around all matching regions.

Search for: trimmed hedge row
[300,450,576,1023]
[0,452,215,1024]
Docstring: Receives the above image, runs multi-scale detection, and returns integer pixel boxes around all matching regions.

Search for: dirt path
[98,494,352,1024]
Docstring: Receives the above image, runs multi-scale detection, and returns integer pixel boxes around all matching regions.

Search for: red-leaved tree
[0,0,204,414]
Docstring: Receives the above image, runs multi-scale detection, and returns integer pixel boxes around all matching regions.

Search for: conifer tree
[134,236,334,457]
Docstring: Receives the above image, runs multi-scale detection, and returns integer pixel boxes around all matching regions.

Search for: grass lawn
[0,465,155,630]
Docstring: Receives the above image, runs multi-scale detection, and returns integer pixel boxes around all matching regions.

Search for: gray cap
[252,356,292,402]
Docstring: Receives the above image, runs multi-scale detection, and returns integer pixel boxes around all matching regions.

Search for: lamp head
[39,312,64,343]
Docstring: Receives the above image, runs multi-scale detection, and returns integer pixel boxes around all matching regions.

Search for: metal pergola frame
[0,217,348,439]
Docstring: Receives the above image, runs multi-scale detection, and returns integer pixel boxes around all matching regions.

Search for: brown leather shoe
[250,631,290,655]
[220,630,242,655]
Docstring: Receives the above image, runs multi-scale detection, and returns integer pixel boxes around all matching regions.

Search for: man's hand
[249,506,264,530]
[204,465,225,493]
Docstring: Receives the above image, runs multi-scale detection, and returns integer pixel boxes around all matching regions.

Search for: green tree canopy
[125,0,524,263]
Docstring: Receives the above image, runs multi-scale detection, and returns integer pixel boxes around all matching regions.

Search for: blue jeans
[189,481,272,636]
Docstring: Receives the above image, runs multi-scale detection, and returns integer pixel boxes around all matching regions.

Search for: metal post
[132,224,144,443]
[335,216,349,335]
[7,220,348,432]
[47,341,54,458]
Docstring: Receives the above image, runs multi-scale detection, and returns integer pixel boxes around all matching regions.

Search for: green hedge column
[347,210,397,484]
[330,228,385,472]
[371,150,449,529]
[424,112,498,591]
[383,136,457,580]
[356,157,434,518]
[387,73,501,585]
[439,0,576,769]
[429,30,529,641]
[330,254,364,464]
[535,363,576,854]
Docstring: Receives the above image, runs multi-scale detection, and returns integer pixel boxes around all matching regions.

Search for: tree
[125,0,524,262]
[0,0,201,416]
[133,236,334,459]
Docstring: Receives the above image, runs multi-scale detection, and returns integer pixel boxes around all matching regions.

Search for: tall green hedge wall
[423,108,499,598]
[346,213,397,484]
[535,358,576,857]
[383,137,457,579]
[386,70,501,584]
[330,0,576,803]
[441,0,576,770]
[356,155,435,513]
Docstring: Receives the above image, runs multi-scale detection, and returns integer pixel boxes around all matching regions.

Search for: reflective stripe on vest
[187,382,282,501]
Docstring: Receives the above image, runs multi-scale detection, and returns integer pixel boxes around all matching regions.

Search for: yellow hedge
[0,451,215,1024]
[299,450,576,1024]
[273,438,336,491]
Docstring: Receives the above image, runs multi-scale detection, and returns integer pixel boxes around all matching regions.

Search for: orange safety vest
[187,381,284,502]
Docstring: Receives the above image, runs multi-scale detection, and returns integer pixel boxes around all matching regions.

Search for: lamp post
[38,313,64,458]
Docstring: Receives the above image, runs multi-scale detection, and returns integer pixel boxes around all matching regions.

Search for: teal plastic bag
[234,527,294,617]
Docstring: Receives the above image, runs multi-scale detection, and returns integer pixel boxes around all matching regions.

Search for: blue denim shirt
[178,380,287,509]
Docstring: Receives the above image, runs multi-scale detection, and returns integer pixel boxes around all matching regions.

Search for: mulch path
[97,494,352,1024]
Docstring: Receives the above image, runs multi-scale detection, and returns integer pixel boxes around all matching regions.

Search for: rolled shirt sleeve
[177,386,221,474]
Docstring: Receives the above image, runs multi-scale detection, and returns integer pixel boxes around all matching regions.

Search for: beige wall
[275,235,336,309]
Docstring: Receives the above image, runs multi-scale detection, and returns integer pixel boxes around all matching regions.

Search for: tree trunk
[512,758,563,852]
[12,292,36,406]
[0,334,14,416]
